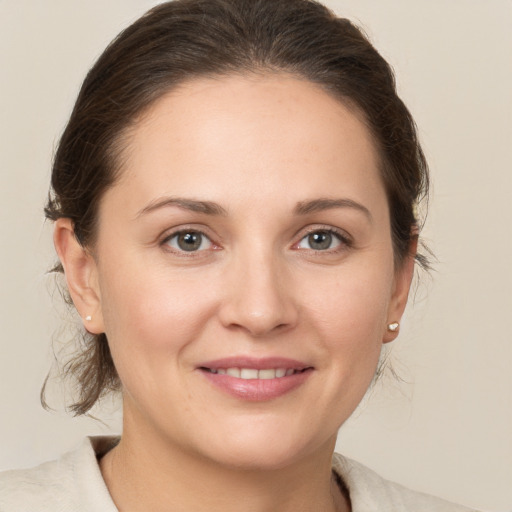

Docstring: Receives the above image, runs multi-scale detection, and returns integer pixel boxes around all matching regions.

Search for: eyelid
[157,223,352,255]
[292,225,353,251]
[160,225,221,255]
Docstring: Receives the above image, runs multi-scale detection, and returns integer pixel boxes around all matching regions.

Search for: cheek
[97,260,218,377]
[312,266,392,324]
[304,259,394,362]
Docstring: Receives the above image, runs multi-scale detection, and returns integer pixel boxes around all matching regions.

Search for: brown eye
[166,231,212,252]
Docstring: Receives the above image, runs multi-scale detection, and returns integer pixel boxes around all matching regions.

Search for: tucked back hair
[44,0,429,415]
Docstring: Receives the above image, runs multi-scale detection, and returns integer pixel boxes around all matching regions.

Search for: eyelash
[160,226,352,255]
[294,226,353,253]
[161,228,217,255]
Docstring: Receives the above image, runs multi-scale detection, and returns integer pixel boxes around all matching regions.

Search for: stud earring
[387,322,399,332]
[85,315,92,322]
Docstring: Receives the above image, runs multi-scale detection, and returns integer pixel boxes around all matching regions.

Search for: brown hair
[44,0,429,415]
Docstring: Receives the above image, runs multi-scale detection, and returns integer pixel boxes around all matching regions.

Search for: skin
[55,74,415,512]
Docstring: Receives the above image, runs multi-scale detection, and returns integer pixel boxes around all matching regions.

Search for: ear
[53,218,105,334]
[383,237,418,343]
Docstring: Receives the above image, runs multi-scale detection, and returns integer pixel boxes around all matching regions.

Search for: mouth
[200,367,310,379]
[197,357,314,401]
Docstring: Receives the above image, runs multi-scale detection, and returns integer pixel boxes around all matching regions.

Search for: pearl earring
[387,322,399,332]
[85,315,92,322]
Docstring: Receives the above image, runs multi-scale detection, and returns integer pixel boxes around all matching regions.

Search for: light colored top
[0,436,479,511]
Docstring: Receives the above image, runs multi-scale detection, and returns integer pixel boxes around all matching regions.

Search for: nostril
[217,269,299,336]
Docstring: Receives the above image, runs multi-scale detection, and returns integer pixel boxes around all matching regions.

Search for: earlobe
[383,238,417,343]
[53,219,105,334]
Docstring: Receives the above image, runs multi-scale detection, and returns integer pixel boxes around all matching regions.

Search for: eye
[165,231,213,252]
[296,230,344,251]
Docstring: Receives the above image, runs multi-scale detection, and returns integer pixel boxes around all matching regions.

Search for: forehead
[109,73,385,214]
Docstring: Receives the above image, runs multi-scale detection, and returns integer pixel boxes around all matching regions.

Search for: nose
[218,247,299,337]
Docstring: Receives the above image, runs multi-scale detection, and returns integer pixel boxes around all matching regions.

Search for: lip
[199,356,310,371]
[197,357,314,401]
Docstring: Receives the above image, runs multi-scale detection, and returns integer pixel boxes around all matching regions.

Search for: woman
[0,0,482,510]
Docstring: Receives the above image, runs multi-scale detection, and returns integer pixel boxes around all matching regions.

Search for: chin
[192,423,334,472]
[206,444,307,472]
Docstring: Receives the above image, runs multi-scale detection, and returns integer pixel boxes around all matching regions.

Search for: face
[69,74,412,470]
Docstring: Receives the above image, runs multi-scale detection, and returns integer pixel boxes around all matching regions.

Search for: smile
[198,358,313,401]
[203,368,307,379]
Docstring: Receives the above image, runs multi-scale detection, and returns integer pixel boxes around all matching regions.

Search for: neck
[100,411,350,512]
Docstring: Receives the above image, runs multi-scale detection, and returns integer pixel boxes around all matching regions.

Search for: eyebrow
[136,197,228,218]
[136,196,372,221]
[294,198,372,221]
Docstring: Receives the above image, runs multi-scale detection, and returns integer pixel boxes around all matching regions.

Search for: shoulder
[332,453,481,512]
[0,437,119,512]
[0,447,80,511]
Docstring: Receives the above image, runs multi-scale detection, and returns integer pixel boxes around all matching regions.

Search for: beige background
[0,1,510,511]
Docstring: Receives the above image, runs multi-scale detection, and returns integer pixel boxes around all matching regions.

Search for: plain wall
[0,1,510,511]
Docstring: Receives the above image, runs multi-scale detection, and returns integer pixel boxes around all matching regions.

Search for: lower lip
[200,369,313,401]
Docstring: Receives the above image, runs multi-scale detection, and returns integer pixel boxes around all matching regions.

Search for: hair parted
[44,0,429,415]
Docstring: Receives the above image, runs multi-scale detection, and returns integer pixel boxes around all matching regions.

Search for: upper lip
[198,357,312,371]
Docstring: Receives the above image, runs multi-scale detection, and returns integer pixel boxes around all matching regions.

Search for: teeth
[226,368,241,378]
[258,369,276,380]
[240,368,259,380]
[210,367,302,379]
